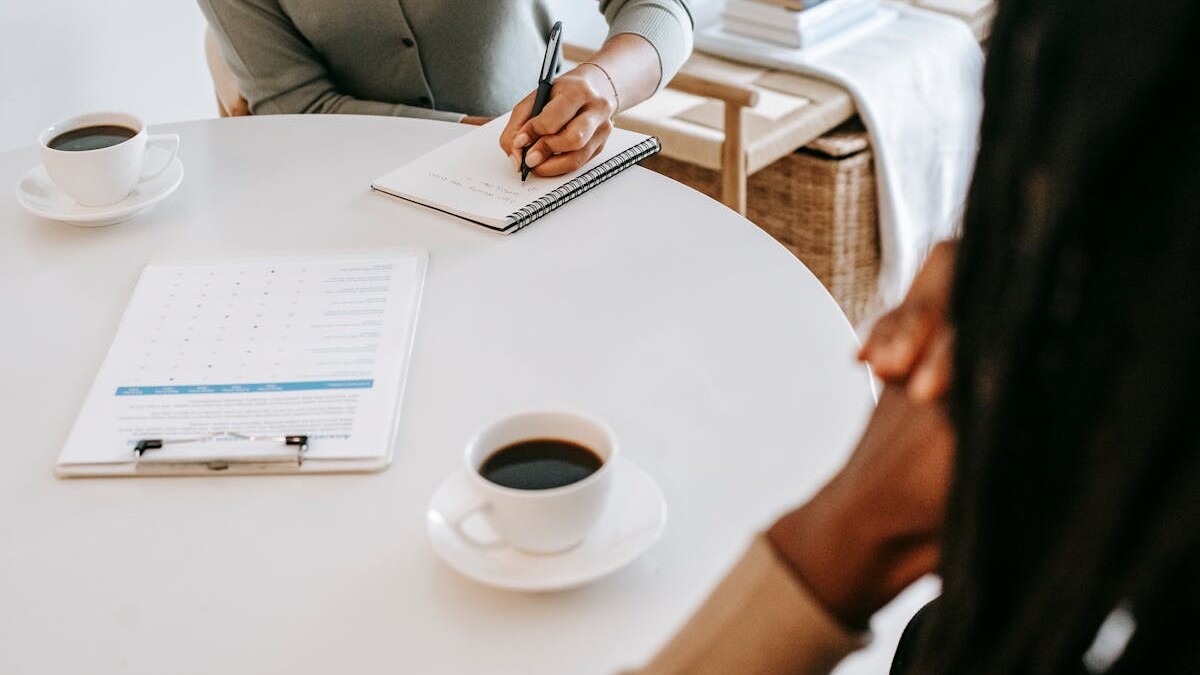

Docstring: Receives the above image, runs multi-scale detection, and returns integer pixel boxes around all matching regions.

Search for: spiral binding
[504,137,663,233]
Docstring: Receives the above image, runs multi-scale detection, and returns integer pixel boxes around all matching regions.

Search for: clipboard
[55,250,428,477]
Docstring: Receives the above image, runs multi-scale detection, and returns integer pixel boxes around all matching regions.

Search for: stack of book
[722,0,881,49]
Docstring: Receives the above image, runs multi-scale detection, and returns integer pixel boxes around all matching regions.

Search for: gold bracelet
[579,61,621,121]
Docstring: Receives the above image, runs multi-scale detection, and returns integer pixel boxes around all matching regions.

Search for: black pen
[521,21,564,182]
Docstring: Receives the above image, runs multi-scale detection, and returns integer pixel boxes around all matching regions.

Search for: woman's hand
[859,240,958,401]
[768,387,955,629]
[497,33,662,177]
[461,115,493,126]
[498,64,617,177]
[767,242,960,629]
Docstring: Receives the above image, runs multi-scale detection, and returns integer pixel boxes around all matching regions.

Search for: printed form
[58,252,426,468]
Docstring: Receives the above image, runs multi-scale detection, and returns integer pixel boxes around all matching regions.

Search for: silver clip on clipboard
[133,432,309,472]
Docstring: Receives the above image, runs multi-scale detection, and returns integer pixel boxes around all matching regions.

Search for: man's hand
[859,240,958,401]
[768,387,955,629]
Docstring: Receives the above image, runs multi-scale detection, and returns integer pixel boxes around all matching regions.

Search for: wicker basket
[642,121,882,324]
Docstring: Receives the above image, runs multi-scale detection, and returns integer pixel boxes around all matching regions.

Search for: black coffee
[480,439,603,490]
[48,125,137,152]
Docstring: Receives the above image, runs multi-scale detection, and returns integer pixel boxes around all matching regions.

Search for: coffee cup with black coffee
[454,411,618,554]
[38,112,179,207]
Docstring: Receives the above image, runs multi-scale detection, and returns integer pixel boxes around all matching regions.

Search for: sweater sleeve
[197,0,463,121]
[629,534,868,675]
[599,0,695,90]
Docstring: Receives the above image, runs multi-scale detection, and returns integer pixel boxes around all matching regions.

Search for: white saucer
[427,458,667,592]
[15,156,184,227]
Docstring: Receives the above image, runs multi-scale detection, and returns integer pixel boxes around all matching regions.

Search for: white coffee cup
[454,411,618,555]
[38,111,180,207]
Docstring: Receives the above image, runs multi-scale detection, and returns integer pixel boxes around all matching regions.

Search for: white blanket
[697,4,984,309]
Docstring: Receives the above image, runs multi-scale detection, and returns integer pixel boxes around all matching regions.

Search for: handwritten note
[372,114,652,229]
[427,169,544,209]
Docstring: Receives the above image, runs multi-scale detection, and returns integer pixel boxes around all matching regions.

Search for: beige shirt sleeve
[630,534,868,675]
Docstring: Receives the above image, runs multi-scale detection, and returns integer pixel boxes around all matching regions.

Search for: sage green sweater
[199,0,693,122]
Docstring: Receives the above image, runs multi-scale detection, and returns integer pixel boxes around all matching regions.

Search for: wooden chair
[562,43,759,214]
[204,28,250,117]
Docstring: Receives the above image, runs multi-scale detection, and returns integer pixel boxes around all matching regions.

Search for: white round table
[0,116,892,674]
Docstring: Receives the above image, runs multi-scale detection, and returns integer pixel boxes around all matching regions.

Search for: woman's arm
[632,387,954,675]
[499,0,694,177]
[599,0,695,93]
[198,0,463,121]
[767,387,954,630]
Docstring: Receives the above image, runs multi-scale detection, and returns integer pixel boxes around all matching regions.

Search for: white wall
[0,0,214,152]
[0,0,717,153]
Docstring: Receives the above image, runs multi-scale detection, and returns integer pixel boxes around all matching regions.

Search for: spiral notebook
[371,114,660,233]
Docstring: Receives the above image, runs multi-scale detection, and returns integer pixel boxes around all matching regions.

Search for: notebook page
[372,114,652,228]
